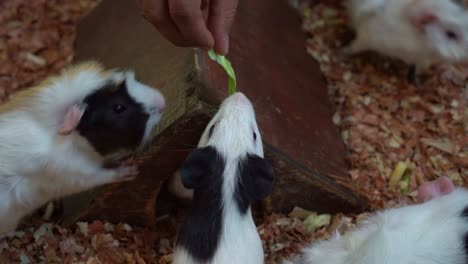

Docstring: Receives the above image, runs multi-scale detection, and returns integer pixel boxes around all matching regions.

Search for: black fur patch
[461,206,468,263]
[234,154,274,214]
[461,207,468,218]
[459,206,468,264]
[77,81,149,156]
[177,146,225,262]
[407,64,417,84]
[464,232,468,264]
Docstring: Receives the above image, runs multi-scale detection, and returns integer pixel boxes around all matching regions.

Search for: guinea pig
[0,61,165,235]
[344,0,468,81]
[285,177,468,264]
[172,92,274,264]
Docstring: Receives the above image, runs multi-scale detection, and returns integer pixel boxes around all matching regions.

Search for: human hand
[136,0,238,55]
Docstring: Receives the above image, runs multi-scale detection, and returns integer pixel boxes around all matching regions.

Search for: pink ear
[58,104,84,135]
[410,11,439,31]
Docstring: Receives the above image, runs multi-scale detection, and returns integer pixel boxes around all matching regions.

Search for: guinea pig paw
[113,165,139,182]
[417,176,455,202]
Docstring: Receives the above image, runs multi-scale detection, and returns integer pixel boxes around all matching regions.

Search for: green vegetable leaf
[303,213,331,233]
[208,49,237,95]
[399,169,412,194]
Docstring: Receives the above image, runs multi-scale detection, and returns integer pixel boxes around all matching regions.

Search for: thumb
[208,0,239,55]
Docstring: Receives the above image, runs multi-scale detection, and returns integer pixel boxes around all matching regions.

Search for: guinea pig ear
[241,154,274,201]
[180,146,218,190]
[120,71,136,87]
[58,104,85,135]
[408,10,439,31]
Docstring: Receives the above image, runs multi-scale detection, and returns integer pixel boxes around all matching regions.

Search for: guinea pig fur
[172,92,274,264]
[0,61,165,235]
[345,0,468,73]
[286,187,468,264]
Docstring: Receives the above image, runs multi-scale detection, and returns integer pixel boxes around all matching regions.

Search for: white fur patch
[124,71,165,148]
[288,188,468,264]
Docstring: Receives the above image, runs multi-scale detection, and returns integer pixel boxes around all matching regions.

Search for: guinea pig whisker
[213,93,226,102]
[251,110,268,121]
[201,103,219,115]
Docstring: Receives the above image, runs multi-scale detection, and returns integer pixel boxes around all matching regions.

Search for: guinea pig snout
[230,92,251,106]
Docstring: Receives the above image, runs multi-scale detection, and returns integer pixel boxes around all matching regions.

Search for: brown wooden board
[197,0,365,213]
[200,0,343,175]
[67,0,367,225]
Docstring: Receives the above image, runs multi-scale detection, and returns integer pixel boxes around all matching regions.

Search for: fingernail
[218,36,229,55]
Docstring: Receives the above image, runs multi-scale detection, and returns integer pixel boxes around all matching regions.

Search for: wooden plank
[200,0,346,182]
[197,0,365,213]
[264,146,363,214]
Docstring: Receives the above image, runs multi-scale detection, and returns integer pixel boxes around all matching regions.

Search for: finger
[202,0,210,23]
[169,0,214,49]
[201,0,210,10]
[208,0,239,55]
[136,0,188,46]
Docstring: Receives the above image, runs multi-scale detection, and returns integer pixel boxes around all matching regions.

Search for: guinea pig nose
[232,92,248,103]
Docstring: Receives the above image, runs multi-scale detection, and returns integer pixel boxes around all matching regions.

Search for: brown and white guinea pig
[345,0,468,78]
[0,61,165,235]
[172,92,274,264]
[285,177,468,264]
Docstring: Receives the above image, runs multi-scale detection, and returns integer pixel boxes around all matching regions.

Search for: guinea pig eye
[253,132,257,141]
[112,104,127,114]
[445,30,459,41]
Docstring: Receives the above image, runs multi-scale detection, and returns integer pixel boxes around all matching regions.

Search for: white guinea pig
[286,177,468,264]
[0,61,165,235]
[172,92,274,264]
[345,0,468,75]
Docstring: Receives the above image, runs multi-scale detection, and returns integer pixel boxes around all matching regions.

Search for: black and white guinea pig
[345,0,468,74]
[0,61,165,235]
[172,92,274,264]
[286,177,468,264]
